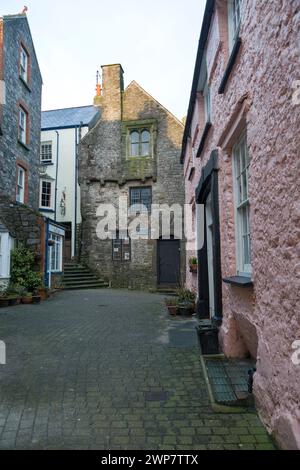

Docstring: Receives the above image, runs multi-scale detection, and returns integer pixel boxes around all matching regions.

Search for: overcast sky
[1,0,205,119]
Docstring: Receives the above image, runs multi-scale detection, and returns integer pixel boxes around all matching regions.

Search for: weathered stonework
[182,0,300,449]
[0,194,45,262]
[79,64,185,289]
[0,14,42,209]
[0,14,44,282]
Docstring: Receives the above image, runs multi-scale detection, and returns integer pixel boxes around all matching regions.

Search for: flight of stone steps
[63,263,108,290]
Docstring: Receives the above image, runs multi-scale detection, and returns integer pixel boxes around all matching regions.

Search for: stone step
[62,263,108,291]
[64,283,108,290]
[63,273,98,279]
[64,278,106,285]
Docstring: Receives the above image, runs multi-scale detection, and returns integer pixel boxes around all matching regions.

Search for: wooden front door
[157,239,180,286]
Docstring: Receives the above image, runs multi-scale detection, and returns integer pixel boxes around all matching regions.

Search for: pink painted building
[181,0,300,449]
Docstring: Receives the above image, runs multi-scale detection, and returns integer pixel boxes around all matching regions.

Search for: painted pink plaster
[183,0,300,449]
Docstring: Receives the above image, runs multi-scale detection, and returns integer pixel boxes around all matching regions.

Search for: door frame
[195,150,222,321]
[157,237,181,287]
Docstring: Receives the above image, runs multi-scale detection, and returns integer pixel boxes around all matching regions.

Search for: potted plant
[165,298,178,316]
[176,288,196,316]
[0,290,9,308]
[10,246,42,303]
[189,257,198,273]
[5,285,23,306]
[21,292,33,304]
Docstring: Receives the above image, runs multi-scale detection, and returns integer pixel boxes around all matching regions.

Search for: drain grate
[145,391,169,402]
[205,358,255,407]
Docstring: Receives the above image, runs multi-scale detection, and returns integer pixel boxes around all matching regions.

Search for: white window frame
[228,0,241,52]
[233,131,251,276]
[40,141,53,164]
[16,166,25,204]
[19,107,27,144]
[40,179,53,209]
[20,45,28,83]
[49,233,63,273]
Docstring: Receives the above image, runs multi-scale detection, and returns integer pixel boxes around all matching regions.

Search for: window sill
[196,122,212,159]
[218,37,242,94]
[19,76,31,92]
[18,140,30,151]
[126,155,153,160]
[39,208,55,213]
[40,161,54,166]
[223,276,253,288]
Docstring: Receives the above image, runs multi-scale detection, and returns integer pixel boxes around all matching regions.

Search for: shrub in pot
[189,257,198,273]
[165,298,178,316]
[176,288,196,316]
[21,292,33,304]
[10,246,42,295]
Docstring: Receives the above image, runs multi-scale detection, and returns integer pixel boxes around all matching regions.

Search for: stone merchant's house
[79,64,185,289]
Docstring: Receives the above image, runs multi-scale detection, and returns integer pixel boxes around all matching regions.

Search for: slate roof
[41,105,100,130]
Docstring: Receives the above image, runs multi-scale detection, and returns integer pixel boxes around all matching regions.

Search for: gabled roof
[126,81,184,128]
[1,13,43,83]
[41,105,101,131]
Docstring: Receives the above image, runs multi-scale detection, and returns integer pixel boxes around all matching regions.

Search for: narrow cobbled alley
[0,290,276,450]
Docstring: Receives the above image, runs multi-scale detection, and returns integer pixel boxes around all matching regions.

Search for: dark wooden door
[157,239,180,286]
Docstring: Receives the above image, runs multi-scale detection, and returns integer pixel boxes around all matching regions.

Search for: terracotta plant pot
[22,296,33,305]
[167,305,178,316]
[38,288,48,301]
[189,264,198,273]
[0,298,9,308]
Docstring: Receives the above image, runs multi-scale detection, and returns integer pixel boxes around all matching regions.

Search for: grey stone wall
[0,195,44,268]
[0,15,42,210]
[79,65,185,289]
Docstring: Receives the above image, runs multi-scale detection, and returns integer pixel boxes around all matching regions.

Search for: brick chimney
[97,64,124,120]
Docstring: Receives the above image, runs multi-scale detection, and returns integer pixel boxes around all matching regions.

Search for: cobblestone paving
[0,290,276,450]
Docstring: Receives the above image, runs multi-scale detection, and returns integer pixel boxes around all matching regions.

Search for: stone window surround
[19,40,31,88]
[129,186,152,215]
[15,159,29,205]
[122,119,157,161]
[17,100,30,148]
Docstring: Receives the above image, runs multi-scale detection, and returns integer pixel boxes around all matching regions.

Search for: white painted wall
[0,232,14,291]
[40,126,89,258]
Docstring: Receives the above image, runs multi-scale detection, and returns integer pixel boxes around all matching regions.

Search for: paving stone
[0,290,275,450]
